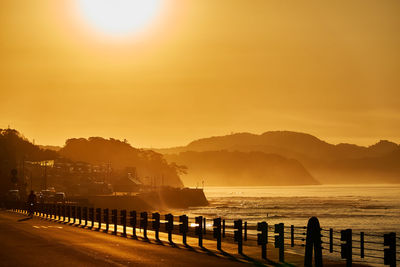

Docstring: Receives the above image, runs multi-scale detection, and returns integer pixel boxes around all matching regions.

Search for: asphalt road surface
[0,210,250,267]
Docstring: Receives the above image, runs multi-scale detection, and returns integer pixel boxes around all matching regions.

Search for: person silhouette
[27,190,37,217]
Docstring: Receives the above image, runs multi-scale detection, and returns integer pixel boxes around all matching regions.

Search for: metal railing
[10,202,398,267]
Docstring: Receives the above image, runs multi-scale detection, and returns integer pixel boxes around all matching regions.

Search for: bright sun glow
[77,0,162,36]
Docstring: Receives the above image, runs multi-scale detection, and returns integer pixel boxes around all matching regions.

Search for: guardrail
[10,202,399,267]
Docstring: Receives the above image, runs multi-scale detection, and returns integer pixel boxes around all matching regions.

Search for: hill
[157,131,400,184]
[165,151,318,186]
[0,130,184,197]
[0,129,58,196]
[59,137,183,187]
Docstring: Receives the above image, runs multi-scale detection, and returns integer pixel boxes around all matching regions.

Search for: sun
[77,0,162,36]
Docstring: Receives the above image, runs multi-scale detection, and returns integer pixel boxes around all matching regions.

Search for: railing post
[179,215,189,246]
[63,205,67,222]
[103,208,109,233]
[274,223,284,262]
[96,208,101,230]
[52,204,56,220]
[130,211,137,238]
[152,212,160,241]
[140,212,148,239]
[234,219,243,254]
[257,221,268,259]
[195,216,203,247]
[384,232,396,267]
[165,214,174,244]
[83,207,88,227]
[213,218,222,250]
[222,219,226,238]
[329,228,333,253]
[66,205,71,223]
[112,209,118,235]
[244,221,248,241]
[77,206,81,225]
[62,205,66,222]
[304,217,323,267]
[89,207,94,229]
[340,229,352,267]
[203,217,206,236]
[56,205,59,220]
[360,232,364,258]
[71,206,76,224]
[121,210,127,237]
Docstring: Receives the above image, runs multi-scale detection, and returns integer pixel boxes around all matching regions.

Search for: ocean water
[180,184,400,233]
[173,184,400,265]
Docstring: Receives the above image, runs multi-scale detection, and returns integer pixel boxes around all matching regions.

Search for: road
[1,210,365,266]
[0,210,250,267]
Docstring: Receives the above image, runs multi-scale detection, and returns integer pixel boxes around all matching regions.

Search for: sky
[1,0,399,148]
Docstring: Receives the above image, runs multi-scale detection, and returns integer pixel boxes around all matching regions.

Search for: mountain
[165,151,318,186]
[59,137,183,187]
[157,131,400,185]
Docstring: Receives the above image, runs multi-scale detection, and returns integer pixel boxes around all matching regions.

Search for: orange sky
[1,0,399,148]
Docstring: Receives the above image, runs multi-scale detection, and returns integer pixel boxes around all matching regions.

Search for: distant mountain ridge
[158,131,399,159]
[156,131,400,185]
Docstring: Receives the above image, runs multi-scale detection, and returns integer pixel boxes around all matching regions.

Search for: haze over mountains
[32,130,400,186]
[157,131,400,186]
[165,151,317,186]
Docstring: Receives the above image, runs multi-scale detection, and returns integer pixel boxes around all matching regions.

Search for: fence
[10,202,399,267]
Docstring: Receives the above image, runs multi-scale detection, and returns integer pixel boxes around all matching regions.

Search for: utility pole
[30,171,33,191]
[43,161,47,190]
[21,158,25,187]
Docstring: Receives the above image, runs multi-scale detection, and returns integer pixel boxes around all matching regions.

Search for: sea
[178,184,400,233]
[174,184,400,265]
